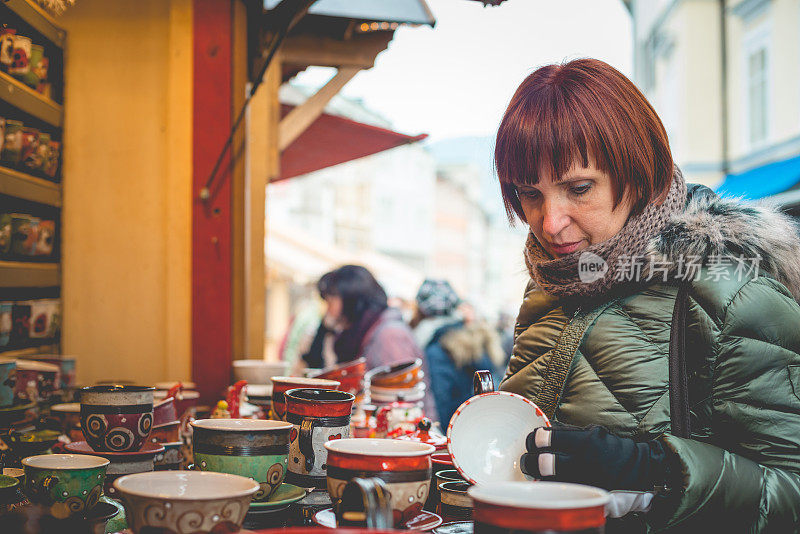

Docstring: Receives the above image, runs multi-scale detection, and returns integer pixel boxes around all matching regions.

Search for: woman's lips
[550,240,583,255]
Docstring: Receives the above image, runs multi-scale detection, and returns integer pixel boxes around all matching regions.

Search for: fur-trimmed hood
[648,183,800,301]
[439,322,507,369]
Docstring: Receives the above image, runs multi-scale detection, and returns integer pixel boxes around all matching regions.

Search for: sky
[294,0,633,142]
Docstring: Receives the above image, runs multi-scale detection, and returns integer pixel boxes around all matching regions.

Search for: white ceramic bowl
[468,481,610,509]
[23,453,109,470]
[191,418,292,432]
[447,392,549,485]
[154,381,197,391]
[369,382,426,402]
[114,471,259,534]
[154,390,200,401]
[232,360,288,384]
[324,438,435,457]
[245,383,272,398]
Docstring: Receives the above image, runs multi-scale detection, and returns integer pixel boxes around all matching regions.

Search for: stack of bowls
[67,385,163,500]
[367,359,426,404]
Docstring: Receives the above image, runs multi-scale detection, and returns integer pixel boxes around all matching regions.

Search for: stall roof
[264,0,435,25]
[277,104,427,181]
[714,154,800,200]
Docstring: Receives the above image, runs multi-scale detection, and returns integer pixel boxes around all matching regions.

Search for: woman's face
[325,295,343,320]
[517,159,633,258]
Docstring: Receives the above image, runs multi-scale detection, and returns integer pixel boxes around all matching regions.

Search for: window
[747,46,768,145]
[742,19,771,149]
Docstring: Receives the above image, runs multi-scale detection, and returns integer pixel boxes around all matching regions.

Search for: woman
[495,58,800,532]
[300,265,438,418]
[412,278,505,425]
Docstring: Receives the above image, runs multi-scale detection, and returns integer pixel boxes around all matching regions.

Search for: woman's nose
[541,199,571,237]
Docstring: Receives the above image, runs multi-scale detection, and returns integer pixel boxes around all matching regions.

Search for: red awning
[277,104,427,181]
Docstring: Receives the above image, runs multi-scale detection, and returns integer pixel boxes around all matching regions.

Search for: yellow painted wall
[58,0,193,385]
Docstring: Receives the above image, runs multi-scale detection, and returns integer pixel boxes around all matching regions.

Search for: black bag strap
[669,283,691,438]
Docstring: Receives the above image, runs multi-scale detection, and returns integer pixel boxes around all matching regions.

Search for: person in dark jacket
[494,58,800,531]
[412,279,506,426]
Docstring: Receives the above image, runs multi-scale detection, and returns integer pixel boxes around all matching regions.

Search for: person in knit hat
[412,279,505,426]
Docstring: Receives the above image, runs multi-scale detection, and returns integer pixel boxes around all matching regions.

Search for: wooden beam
[281,32,393,69]
[278,66,359,151]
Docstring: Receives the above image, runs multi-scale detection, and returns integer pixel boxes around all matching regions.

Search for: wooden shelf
[0,165,60,206]
[3,0,66,48]
[0,260,59,287]
[0,72,63,127]
[0,343,58,358]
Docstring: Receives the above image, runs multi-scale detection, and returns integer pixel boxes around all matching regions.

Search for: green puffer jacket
[500,184,800,532]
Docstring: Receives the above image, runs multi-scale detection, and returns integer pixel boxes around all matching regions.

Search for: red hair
[495,58,673,223]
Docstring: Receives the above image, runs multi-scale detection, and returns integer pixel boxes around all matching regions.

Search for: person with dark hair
[301,265,437,419]
[495,58,800,531]
[413,279,506,426]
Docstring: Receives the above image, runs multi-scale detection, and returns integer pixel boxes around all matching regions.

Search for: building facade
[627,0,800,198]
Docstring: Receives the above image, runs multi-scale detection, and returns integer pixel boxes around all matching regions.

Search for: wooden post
[192,0,233,402]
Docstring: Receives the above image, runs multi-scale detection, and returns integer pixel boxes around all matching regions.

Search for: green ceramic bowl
[22,453,109,518]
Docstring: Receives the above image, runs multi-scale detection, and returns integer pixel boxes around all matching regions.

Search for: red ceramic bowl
[316,358,367,396]
[468,482,610,533]
[325,438,435,526]
[270,377,340,420]
[370,359,422,389]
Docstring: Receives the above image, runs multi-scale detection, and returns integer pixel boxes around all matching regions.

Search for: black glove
[520,422,669,491]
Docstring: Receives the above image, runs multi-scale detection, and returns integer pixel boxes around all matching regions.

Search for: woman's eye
[571,183,591,196]
[519,189,540,199]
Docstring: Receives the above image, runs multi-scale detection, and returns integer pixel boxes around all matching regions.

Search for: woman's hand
[520,422,670,491]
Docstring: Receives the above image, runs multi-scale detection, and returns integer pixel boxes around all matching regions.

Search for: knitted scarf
[524,168,688,299]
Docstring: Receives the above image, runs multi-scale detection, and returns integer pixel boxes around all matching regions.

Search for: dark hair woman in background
[300,265,437,418]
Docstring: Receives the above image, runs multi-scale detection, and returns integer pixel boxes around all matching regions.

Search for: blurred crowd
[278,265,513,426]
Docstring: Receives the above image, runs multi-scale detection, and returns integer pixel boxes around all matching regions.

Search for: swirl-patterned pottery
[191,418,292,501]
[113,471,259,534]
[80,385,155,453]
[325,438,435,527]
[22,454,109,518]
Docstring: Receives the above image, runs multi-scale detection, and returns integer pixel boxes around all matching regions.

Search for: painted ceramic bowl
[369,359,423,389]
[192,418,293,502]
[439,481,473,520]
[154,389,199,420]
[370,382,427,403]
[65,440,165,499]
[270,377,340,420]
[154,381,197,391]
[14,360,59,403]
[325,438,435,527]
[447,392,549,485]
[153,397,177,426]
[22,454,109,518]
[80,385,155,453]
[435,470,466,490]
[0,474,20,506]
[0,358,16,407]
[468,482,610,534]
[113,471,259,533]
[3,428,61,456]
[154,441,185,471]
[232,360,289,385]
[313,358,367,396]
[149,420,181,444]
[50,402,82,433]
